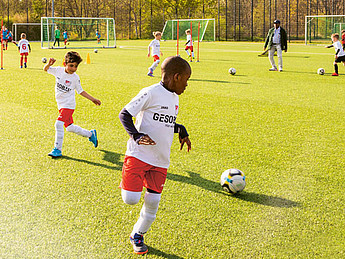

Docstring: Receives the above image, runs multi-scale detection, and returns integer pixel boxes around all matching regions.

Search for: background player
[326,33,345,76]
[119,56,192,255]
[17,33,31,68]
[147,31,162,77]
[341,29,345,50]
[63,29,68,47]
[2,26,9,50]
[53,26,60,47]
[43,51,101,157]
[184,29,194,61]
[96,30,101,44]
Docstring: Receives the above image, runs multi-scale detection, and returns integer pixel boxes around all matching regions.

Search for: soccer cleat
[48,147,62,158]
[20,66,23,68]
[332,73,339,76]
[24,63,27,68]
[130,233,148,255]
[89,129,98,147]
[279,69,283,72]
[269,68,278,71]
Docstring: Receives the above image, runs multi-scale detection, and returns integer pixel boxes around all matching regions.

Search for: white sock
[149,60,160,72]
[131,192,161,236]
[192,52,194,58]
[54,120,64,150]
[185,50,190,56]
[66,124,92,138]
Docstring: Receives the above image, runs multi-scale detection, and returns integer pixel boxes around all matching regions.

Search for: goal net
[305,15,345,45]
[12,23,41,42]
[41,17,116,49]
[162,19,215,42]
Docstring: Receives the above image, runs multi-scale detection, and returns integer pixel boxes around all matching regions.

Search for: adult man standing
[264,20,287,72]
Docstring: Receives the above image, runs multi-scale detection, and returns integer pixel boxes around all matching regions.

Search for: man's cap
[274,20,281,24]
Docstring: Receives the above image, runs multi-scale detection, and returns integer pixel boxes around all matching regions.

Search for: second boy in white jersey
[326,33,345,76]
[147,31,162,77]
[185,29,194,60]
[119,56,192,255]
[17,33,31,68]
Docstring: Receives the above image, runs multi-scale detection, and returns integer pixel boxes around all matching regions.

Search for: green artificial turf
[1,40,345,258]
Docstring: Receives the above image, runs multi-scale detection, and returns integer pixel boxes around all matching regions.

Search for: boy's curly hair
[64,51,83,65]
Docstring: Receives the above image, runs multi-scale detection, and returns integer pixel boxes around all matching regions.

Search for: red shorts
[20,53,28,56]
[57,108,74,127]
[185,46,193,52]
[120,156,167,193]
[153,55,160,62]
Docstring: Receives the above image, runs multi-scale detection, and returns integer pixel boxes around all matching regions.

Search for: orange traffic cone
[86,53,91,64]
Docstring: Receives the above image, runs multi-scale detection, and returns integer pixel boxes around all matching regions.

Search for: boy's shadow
[146,246,184,259]
[62,149,123,170]
[168,171,300,208]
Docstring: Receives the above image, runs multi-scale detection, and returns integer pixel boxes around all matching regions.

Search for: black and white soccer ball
[229,67,236,75]
[220,169,246,194]
[94,49,98,53]
[317,68,325,75]
[42,57,47,63]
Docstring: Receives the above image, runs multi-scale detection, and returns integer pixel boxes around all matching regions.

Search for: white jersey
[149,39,160,57]
[47,67,84,110]
[125,82,179,168]
[18,39,30,54]
[333,41,345,57]
[186,34,192,46]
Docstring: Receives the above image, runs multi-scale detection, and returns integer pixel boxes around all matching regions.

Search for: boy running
[44,51,101,158]
[147,31,163,77]
[2,26,8,50]
[326,33,345,76]
[53,26,60,47]
[63,30,68,47]
[184,29,194,61]
[17,33,31,68]
[96,30,101,44]
[119,56,192,255]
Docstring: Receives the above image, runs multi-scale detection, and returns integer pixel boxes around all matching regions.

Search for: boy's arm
[43,58,56,71]
[174,123,191,152]
[185,40,190,46]
[119,108,156,145]
[148,46,151,57]
[28,44,31,52]
[80,91,101,105]
[325,44,334,48]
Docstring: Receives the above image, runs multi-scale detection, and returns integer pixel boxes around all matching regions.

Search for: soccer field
[1,40,345,258]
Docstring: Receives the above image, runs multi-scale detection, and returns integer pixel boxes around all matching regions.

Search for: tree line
[1,0,345,41]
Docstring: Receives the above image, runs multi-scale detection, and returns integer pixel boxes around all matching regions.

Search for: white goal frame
[305,15,345,45]
[41,17,116,49]
[12,23,41,42]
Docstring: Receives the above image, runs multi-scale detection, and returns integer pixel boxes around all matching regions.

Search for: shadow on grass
[167,171,227,196]
[288,70,320,75]
[146,246,184,259]
[189,78,249,84]
[61,149,123,170]
[233,191,300,208]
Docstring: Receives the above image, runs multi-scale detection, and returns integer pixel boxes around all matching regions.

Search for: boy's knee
[66,124,75,132]
[122,189,141,205]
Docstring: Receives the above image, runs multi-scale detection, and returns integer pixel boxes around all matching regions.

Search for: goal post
[162,18,215,42]
[41,17,116,49]
[305,15,345,45]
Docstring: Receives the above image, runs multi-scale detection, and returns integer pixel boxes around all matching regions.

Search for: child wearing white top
[184,29,194,60]
[119,56,192,255]
[17,33,31,68]
[326,33,345,76]
[147,31,163,77]
[44,51,101,158]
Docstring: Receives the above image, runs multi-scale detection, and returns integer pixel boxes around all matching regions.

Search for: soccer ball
[229,68,236,75]
[317,68,325,75]
[220,169,246,194]
[94,49,98,53]
[42,57,47,63]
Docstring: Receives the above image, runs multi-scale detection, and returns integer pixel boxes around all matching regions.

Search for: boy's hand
[179,136,191,152]
[48,58,56,65]
[160,51,163,56]
[138,135,156,145]
[147,53,150,57]
[92,98,101,106]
